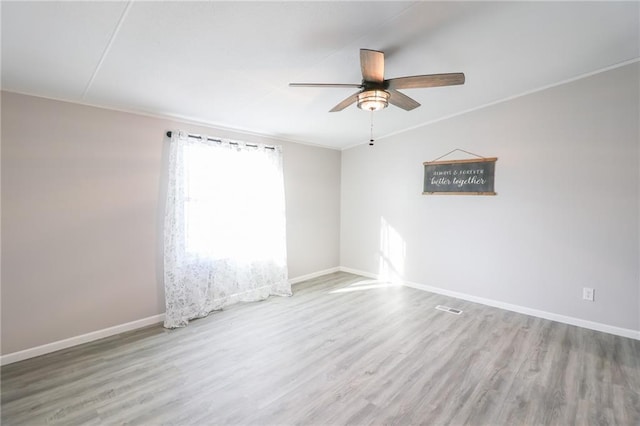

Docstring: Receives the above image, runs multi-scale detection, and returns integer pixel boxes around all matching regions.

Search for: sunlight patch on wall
[378,217,406,284]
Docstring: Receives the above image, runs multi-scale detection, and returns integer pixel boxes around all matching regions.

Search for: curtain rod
[166,131,275,150]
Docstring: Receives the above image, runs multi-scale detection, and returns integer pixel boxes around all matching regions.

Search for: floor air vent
[435,305,463,315]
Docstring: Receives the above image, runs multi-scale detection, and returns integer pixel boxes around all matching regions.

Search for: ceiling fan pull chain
[369,110,375,146]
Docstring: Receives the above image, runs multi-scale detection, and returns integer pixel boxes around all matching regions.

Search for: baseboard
[1,314,165,366]
[339,266,640,341]
[402,280,640,340]
[5,266,635,366]
[289,267,341,285]
[338,266,379,280]
[1,267,341,366]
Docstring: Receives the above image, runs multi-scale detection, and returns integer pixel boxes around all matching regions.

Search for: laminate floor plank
[2,272,639,425]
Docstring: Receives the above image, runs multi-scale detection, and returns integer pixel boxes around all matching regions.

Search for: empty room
[1,1,639,425]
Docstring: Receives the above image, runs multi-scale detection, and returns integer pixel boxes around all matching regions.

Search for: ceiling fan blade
[289,83,362,88]
[386,73,465,90]
[360,49,384,83]
[388,89,420,111]
[329,92,360,112]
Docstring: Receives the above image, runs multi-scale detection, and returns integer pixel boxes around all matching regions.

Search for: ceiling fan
[289,49,465,112]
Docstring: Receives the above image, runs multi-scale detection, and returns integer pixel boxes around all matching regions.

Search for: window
[163,131,290,328]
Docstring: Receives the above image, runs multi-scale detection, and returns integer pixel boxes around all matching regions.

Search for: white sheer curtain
[163,130,290,328]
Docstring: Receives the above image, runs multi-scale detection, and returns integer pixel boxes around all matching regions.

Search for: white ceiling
[2,1,639,150]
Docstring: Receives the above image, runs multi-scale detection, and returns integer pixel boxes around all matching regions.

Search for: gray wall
[341,63,639,332]
[1,92,341,354]
[3,62,638,356]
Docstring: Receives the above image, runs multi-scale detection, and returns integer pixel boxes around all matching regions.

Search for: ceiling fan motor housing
[357,89,390,111]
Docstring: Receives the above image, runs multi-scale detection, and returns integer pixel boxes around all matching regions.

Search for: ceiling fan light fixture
[357,89,390,111]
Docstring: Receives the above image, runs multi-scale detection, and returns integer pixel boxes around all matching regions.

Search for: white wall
[1,92,341,355]
[341,63,639,333]
[3,62,638,358]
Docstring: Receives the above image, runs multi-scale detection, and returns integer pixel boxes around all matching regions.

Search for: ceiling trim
[1,88,341,151]
[342,56,640,151]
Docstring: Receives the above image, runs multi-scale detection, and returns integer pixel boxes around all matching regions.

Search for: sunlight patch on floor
[329,279,400,294]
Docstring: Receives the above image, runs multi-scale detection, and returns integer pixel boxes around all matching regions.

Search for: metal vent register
[435,305,463,315]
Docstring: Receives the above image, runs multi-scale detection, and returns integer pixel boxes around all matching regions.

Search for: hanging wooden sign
[423,157,497,195]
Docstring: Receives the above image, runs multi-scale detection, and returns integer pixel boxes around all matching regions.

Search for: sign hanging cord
[431,148,486,162]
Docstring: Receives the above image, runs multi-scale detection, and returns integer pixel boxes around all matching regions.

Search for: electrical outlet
[583,287,595,302]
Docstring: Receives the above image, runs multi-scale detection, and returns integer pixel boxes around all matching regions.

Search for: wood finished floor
[2,272,639,425]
